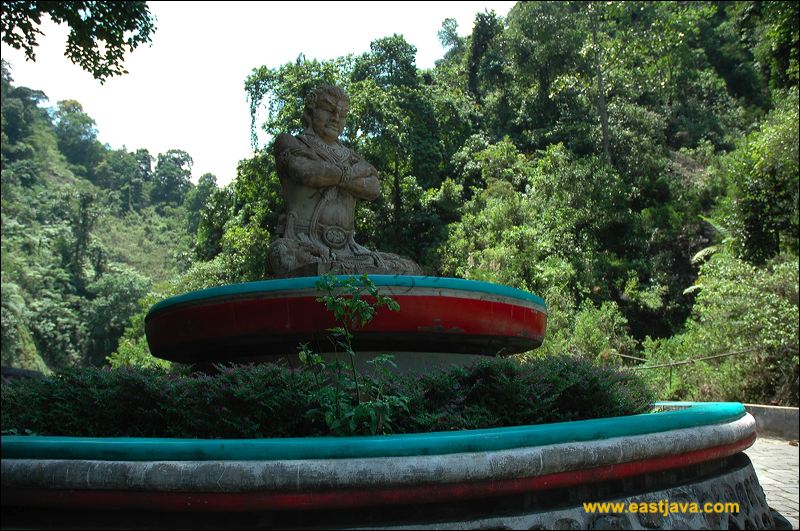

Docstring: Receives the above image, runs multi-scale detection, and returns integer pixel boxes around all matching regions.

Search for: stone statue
[268,85,422,278]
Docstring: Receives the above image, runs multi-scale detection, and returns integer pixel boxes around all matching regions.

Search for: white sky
[1,1,516,186]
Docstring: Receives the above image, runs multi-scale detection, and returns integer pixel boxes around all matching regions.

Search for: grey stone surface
[745,436,800,529]
[361,458,773,530]
[2,451,783,530]
[745,404,800,440]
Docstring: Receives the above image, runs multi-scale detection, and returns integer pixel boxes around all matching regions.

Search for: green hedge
[1,356,655,438]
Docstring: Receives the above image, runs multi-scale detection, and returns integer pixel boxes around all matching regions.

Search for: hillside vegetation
[1,61,207,372]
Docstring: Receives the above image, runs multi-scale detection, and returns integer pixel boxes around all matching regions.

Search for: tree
[433,18,468,91]
[1,279,48,373]
[569,300,637,366]
[505,1,585,144]
[695,2,768,110]
[438,18,462,52]
[742,1,800,91]
[348,35,451,256]
[352,34,419,89]
[134,148,152,181]
[465,10,503,105]
[1,59,48,161]
[83,264,151,366]
[587,2,611,166]
[183,172,217,237]
[1,1,156,82]
[27,291,87,369]
[59,190,101,294]
[349,81,441,219]
[245,54,347,148]
[151,148,192,205]
[52,99,104,178]
[723,88,799,263]
[94,148,145,211]
[194,186,233,262]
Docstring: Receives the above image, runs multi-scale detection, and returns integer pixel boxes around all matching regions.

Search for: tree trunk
[393,155,401,229]
[591,13,612,167]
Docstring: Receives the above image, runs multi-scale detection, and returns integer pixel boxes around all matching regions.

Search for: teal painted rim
[146,275,547,317]
[1,402,744,461]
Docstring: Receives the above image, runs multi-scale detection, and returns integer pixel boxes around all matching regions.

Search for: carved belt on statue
[281,214,353,251]
[317,223,350,249]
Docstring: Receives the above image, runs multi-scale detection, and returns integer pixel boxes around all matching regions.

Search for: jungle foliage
[1,1,797,406]
[1,58,212,372]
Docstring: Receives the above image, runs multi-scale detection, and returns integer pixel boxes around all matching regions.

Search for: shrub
[1,356,655,438]
[642,252,799,406]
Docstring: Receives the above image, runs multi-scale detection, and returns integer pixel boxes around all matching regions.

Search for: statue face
[310,95,348,143]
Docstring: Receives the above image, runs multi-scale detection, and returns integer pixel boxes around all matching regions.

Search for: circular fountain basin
[1,403,774,529]
[144,275,547,364]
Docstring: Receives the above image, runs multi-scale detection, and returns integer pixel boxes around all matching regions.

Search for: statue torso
[277,133,358,247]
[267,109,422,277]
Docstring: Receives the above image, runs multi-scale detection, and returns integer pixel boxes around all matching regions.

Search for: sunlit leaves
[722,87,799,262]
[245,55,349,148]
[1,1,155,82]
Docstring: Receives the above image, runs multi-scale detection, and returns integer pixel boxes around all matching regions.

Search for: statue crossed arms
[268,85,421,278]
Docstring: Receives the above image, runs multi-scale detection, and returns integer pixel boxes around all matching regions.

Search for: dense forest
[1,1,797,406]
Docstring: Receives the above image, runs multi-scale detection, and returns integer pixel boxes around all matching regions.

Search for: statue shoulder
[273,133,303,154]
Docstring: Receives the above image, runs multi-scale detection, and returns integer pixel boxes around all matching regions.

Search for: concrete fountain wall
[1,402,774,529]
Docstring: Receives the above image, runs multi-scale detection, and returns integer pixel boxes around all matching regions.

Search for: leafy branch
[295,274,406,435]
[315,273,399,404]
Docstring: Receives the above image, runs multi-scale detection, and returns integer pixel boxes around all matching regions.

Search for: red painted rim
[146,294,547,361]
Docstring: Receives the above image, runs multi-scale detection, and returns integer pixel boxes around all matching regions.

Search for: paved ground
[745,436,799,529]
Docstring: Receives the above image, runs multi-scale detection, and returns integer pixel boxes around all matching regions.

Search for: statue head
[302,85,349,143]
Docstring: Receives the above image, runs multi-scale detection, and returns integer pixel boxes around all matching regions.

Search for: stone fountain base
[1,403,775,530]
[0,454,772,530]
[363,454,770,530]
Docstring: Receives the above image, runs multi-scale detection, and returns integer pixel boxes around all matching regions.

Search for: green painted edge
[146,275,547,317]
[1,402,744,461]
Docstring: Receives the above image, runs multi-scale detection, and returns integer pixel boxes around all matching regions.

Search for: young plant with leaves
[301,274,405,435]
